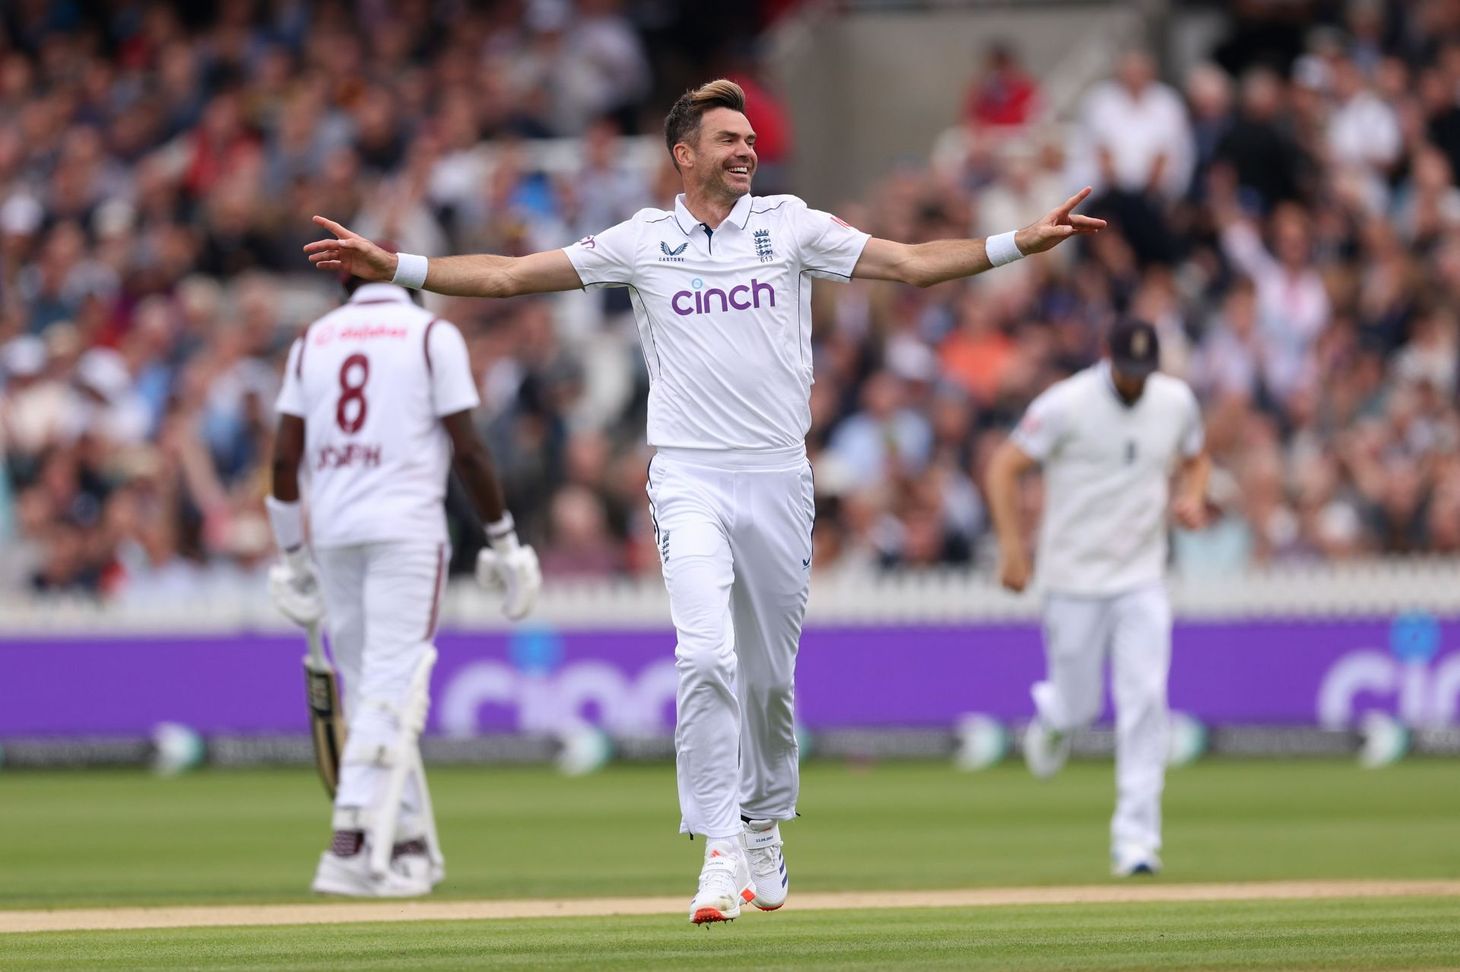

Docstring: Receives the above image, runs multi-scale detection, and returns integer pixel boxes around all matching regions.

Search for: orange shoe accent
[692,907,731,924]
[741,888,755,903]
[754,901,782,911]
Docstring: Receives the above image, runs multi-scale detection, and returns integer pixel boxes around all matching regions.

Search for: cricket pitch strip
[3,880,1458,934]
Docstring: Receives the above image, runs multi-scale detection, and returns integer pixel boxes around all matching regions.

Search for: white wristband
[265,496,305,552]
[986,230,1024,268]
[486,513,520,553]
[391,252,429,290]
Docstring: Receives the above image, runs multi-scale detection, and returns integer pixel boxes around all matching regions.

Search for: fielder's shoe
[687,848,754,924]
[311,845,433,898]
[742,819,789,911]
[1111,845,1162,878]
[1022,717,1071,779]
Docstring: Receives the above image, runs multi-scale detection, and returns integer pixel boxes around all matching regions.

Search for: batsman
[265,268,541,897]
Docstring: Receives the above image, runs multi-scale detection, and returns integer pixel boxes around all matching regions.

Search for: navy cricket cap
[1108,320,1160,378]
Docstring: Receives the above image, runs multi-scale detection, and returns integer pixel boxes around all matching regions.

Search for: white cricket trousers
[315,540,447,839]
[647,446,815,839]
[1033,584,1171,856]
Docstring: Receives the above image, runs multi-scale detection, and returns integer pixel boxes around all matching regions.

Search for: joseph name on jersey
[565,193,870,452]
[275,284,480,547]
[1012,363,1203,596]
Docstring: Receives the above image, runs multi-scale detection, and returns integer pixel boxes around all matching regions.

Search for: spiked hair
[663,79,747,170]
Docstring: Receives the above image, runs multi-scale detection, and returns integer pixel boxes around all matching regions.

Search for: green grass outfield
[4,898,1460,971]
[2,759,1458,968]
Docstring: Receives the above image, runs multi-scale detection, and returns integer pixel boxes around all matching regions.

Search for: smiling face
[674,106,757,203]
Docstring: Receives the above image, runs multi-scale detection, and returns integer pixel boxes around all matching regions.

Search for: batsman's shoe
[1111,845,1162,878]
[742,819,789,911]
[1022,717,1071,779]
[311,848,432,898]
[687,849,754,924]
[391,838,444,888]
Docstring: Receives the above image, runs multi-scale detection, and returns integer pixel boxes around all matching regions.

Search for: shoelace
[745,843,780,878]
[697,856,740,900]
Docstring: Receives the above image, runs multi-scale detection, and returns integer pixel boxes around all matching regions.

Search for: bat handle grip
[306,622,325,666]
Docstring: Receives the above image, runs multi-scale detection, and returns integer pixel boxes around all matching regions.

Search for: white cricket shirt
[565,193,870,452]
[1011,363,1203,596]
[275,283,481,548]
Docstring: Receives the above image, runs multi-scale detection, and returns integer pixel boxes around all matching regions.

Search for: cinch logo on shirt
[671,278,776,316]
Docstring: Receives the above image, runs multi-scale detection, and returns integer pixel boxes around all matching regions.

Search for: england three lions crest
[754,229,774,263]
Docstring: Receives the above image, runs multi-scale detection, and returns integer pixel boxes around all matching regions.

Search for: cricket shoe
[1111,844,1162,878]
[1022,717,1071,779]
[311,845,433,898]
[742,819,789,911]
[687,848,754,924]
[392,837,445,888]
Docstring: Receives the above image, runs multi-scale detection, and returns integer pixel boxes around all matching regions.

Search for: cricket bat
[304,622,346,799]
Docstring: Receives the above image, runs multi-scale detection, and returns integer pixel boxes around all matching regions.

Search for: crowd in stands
[2,0,1459,604]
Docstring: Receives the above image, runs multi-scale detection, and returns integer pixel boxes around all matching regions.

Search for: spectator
[538,484,625,578]
[2,1,1460,599]
[1074,49,1194,202]
[1325,54,1402,207]
[1213,66,1311,212]
[962,41,1044,133]
[1216,199,1330,406]
[825,371,933,488]
[1073,48,1193,264]
[1184,62,1235,202]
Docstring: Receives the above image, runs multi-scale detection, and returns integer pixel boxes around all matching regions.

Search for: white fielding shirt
[565,193,870,453]
[1011,363,1203,597]
[275,283,481,548]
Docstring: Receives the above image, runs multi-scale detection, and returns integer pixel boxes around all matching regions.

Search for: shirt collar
[673,193,754,235]
[347,283,413,304]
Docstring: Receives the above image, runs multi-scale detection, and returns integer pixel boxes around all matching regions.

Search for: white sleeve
[1179,385,1205,458]
[427,320,481,417]
[794,201,871,281]
[563,217,638,289]
[1009,386,1067,462]
[275,339,306,418]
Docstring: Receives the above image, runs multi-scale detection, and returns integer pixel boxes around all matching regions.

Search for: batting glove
[268,546,325,627]
[476,513,542,621]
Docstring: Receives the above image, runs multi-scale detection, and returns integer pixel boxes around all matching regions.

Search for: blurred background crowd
[3,0,1460,603]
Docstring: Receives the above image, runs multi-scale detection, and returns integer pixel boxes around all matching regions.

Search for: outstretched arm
[303,216,583,298]
[852,187,1105,288]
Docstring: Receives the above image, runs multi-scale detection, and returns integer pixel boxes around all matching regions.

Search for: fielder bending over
[986,320,1210,877]
[267,271,541,897]
[303,79,1103,922]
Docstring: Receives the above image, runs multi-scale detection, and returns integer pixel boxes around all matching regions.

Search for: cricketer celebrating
[985,319,1211,877]
[267,272,541,897]
[303,79,1104,922]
